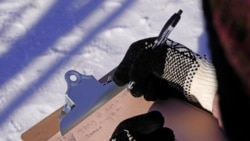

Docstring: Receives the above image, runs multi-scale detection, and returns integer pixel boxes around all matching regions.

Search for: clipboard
[21,70,227,141]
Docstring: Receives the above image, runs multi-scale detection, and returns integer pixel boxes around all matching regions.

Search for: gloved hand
[109,111,175,141]
[113,37,217,111]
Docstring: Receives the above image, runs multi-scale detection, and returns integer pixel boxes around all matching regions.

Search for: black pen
[152,9,183,49]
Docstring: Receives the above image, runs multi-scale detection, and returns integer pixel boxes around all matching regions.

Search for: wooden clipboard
[21,88,227,141]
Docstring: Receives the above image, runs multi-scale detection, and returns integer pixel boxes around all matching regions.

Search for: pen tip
[178,9,183,15]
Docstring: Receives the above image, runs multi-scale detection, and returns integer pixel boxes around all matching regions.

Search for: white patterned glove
[113,37,217,111]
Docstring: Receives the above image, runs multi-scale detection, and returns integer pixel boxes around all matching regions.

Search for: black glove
[109,111,175,141]
[113,37,217,111]
[113,37,185,101]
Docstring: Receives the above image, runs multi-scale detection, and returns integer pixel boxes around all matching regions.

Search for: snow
[0,0,210,140]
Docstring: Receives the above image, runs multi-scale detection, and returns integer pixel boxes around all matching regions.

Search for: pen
[152,9,183,49]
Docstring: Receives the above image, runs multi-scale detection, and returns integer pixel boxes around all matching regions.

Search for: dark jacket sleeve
[202,1,250,141]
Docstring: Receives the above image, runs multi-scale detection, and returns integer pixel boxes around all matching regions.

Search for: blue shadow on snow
[0,0,135,127]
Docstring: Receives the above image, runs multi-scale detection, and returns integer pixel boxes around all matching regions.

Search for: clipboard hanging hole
[65,70,81,84]
[69,74,78,82]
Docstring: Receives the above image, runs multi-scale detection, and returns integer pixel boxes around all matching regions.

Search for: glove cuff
[161,39,217,111]
[188,57,217,111]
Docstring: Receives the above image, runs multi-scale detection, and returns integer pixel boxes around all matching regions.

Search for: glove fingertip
[113,71,129,86]
[148,110,165,124]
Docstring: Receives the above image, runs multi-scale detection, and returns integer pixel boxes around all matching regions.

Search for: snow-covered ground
[0,0,209,140]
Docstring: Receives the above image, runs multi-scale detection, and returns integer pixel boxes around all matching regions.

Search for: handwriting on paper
[75,92,125,138]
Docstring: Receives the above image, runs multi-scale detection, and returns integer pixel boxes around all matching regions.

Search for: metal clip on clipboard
[59,70,125,135]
